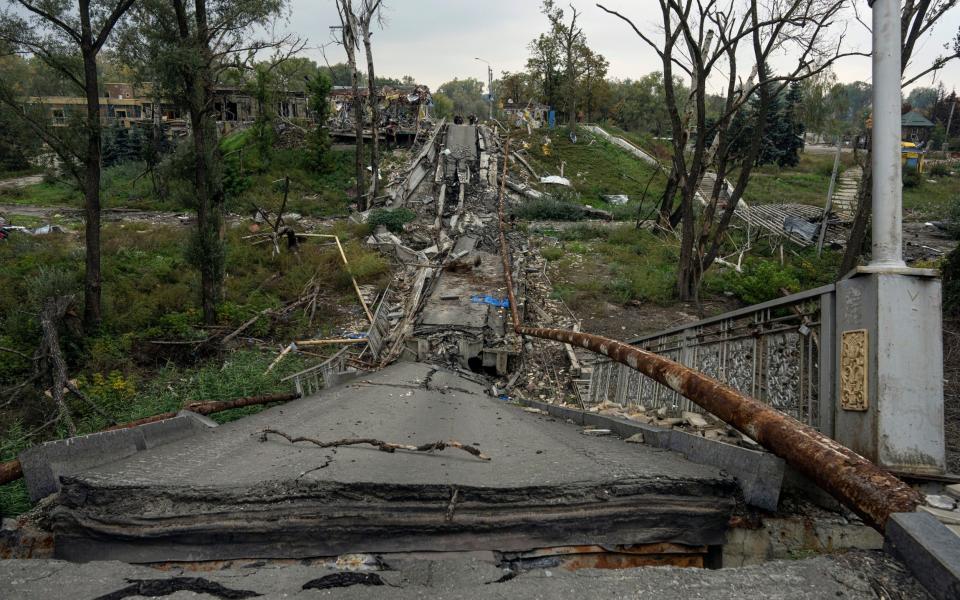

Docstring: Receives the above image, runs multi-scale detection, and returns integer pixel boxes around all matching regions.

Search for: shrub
[512,197,585,221]
[368,208,416,233]
[541,246,563,261]
[903,165,923,189]
[929,162,951,178]
[943,247,960,317]
[723,259,801,305]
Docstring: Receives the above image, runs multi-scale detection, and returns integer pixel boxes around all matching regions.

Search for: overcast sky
[286,0,960,94]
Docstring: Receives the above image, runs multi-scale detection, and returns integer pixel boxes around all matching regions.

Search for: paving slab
[50,362,737,562]
[0,551,931,599]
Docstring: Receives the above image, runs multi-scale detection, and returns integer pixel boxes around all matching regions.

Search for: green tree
[123,0,289,324]
[306,71,332,171]
[436,78,486,117]
[431,92,453,119]
[907,86,940,112]
[0,99,40,173]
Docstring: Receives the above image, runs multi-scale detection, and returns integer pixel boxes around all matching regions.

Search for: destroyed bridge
[4,9,960,596]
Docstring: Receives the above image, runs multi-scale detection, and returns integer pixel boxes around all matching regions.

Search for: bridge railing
[280,345,353,398]
[586,284,836,433]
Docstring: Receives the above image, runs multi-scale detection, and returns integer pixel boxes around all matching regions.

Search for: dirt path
[0,203,197,225]
[0,174,43,191]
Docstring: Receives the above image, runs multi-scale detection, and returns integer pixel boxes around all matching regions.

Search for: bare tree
[600,0,864,300]
[335,0,366,210]
[358,0,383,198]
[839,0,960,275]
[0,0,137,330]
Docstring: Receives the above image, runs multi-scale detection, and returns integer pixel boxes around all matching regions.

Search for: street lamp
[475,57,493,120]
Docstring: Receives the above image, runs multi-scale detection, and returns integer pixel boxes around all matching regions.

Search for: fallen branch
[39,296,77,436]
[295,338,367,346]
[260,428,491,461]
[265,342,295,374]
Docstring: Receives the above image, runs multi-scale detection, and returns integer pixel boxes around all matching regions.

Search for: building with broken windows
[328,84,433,141]
[25,82,311,135]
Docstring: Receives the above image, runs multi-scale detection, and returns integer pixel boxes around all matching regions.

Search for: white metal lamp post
[833,0,945,475]
[869,0,905,268]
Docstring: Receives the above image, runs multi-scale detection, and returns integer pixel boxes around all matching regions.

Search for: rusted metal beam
[0,459,23,487]
[515,325,922,531]
[0,392,300,486]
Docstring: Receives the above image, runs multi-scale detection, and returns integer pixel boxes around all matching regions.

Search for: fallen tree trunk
[0,391,300,486]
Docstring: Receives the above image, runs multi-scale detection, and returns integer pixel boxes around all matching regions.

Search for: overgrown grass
[739,152,858,207]
[0,349,308,517]
[542,225,682,308]
[0,132,360,217]
[903,171,960,219]
[0,216,388,516]
[710,246,843,305]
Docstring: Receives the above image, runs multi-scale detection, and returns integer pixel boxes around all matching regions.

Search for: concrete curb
[18,411,216,502]
[885,511,960,600]
[517,399,785,511]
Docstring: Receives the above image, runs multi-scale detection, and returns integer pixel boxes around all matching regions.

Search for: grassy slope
[510,125,670,220]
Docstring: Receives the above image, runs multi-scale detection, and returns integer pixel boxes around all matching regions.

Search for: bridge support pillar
[834,268,945,475]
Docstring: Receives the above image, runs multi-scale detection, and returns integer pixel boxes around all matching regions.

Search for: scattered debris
[93,578,260,600]
[603,194,629,205]
[582,428,611,436]
[540,175,571,187]
[302,572,386,591]
[926,494,957,511]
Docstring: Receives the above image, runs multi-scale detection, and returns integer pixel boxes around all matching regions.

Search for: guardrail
[280,345,352,397]
[587,284,835,433]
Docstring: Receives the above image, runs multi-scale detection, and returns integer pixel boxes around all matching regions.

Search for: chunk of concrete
[885,511,960,600]
[520,399,785,511]
[18,415,212,502]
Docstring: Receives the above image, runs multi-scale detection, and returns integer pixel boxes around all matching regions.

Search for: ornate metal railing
[587,284,836,432]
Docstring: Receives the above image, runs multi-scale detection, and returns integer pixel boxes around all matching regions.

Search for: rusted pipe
[496,136,521,330]
[0,392,300,486]
[515,325,922,531]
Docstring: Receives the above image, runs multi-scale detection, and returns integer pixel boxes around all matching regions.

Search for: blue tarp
[470,295,510,308]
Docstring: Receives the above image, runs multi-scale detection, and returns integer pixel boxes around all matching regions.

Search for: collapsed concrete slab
[50,362,738,563]
[18,411,216,502]
[518,399,785,511]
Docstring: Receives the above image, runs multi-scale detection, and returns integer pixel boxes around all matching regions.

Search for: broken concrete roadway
[50,362,736,562]
[0,551,932,599]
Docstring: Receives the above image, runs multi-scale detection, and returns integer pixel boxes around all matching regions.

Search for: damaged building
[26,82,311,136]
[328,84,433,142]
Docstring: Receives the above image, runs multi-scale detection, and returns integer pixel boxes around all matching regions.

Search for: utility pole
[475,57,493,120]
[944,95,956,152]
